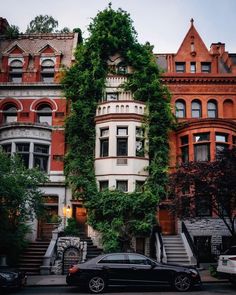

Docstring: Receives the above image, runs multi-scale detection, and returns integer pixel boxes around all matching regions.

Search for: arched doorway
[62,247,82,274]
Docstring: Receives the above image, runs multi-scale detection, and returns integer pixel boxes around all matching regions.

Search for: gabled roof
[3,41,28,55]
[37,43,62,55]
[175,19,210,60]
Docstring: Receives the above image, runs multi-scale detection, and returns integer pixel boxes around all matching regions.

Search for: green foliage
[63,5,174,251]
[63,218,79,236]
[0,151,48,263]
[169,147,236,236]
[4,25,20,38]
[26,15,59,33]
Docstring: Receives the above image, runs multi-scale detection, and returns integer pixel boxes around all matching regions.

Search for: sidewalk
[26,269,228,287]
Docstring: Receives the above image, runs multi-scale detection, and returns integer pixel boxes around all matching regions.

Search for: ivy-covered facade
[62,6,174,253]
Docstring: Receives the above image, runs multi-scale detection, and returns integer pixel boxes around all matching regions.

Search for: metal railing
[181,221,199,267]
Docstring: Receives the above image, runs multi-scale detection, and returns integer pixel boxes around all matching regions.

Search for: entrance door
[158,207,176,235]
[74,206,87,234]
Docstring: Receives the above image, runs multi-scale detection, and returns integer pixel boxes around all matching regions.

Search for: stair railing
[151,225,167,263]
[40,229,58,274]
[181,221,199,267]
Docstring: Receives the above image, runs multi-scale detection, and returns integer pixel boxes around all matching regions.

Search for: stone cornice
[176,118,236,132]
[162,75,236,84]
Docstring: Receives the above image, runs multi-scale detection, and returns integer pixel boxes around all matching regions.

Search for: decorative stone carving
[51,237,87,275]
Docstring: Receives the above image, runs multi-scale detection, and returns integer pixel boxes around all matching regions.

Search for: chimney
[210,42,225,55]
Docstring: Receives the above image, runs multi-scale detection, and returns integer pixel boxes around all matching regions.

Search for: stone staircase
[80,236,103,260]
[17,241,49,275]
[162,235,191,265]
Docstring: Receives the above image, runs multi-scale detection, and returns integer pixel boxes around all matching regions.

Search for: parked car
[0,267,27,290]
[66,252,201,293]
[217,245,236,285]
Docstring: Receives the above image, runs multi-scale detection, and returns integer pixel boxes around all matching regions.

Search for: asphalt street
[4,282,236,295]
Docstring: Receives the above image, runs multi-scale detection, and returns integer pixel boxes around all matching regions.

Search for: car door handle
[102,266,110,270]
[131,267,137,270]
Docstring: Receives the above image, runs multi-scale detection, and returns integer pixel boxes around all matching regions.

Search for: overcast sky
[2,0,236,53]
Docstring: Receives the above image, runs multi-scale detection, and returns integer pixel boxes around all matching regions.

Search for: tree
[5,25,20,38]
[0,151,48,264]
[26,15,59,33]
[62,5,174,251]
[169,148,236,244]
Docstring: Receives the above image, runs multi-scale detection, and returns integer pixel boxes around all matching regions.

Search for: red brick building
[0,19,79,241]
[156,20,236,261]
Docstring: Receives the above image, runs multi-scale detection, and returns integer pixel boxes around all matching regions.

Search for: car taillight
[69,265,79,274]
[229,257,236,261]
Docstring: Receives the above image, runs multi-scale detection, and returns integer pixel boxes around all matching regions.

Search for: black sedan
[0,267,27,290]
[66,252,201,293]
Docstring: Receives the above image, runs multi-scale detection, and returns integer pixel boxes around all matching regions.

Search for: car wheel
[88,276,106,294]
[173,273,192,292]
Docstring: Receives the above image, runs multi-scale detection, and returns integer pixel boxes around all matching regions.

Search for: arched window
[36,104,52,125]
[191,100,202,118]
[175,100,186,118]
[41,59,55,82]
[9,59,23,83]
[3,104,17,123]
[207,100,218,118]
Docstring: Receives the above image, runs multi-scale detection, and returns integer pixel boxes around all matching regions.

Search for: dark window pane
[196,196,212,216]
[99,181,108,192]
[201,62,211,73]
[181,146,189,163]
[175,62,185,73]
[181,135,189,145]
[99,254,126,264]
[117,138,127,156]
[116,180,128,192]
[100,139,109,157]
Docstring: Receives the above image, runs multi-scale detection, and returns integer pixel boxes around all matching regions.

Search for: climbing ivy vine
[62,5,174,252]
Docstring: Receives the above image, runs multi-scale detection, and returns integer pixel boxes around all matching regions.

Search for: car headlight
[189,269,198,277]
[0,272,14,281]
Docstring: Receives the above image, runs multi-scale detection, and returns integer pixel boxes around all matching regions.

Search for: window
[180,135,189,163]
[175,62,185,73]
[33,144,49,172]
[201,62,211,73]
[136,127,144,157]
[127,254,153,265]
[191,100,202,118]
[215,133,228,158]
[207,101,217,118]
[99,254,126,264]
[36,104,52,125]
[3,104,17,123]
[117,62,127,74]
[1,143,12,155]
[233,136,236,146]
[135,180,145,192]
[105,92,118,101]
[194,133,210,161]
[16,143,30,168]
[215,133,228,142]
[116,180,128,192]
[9,59,23,82]
[175,100,186,118]
[99,181,109,192]
[196,195,212,217]
[190,62,196,73]
[41,59,55,82]
[100,128,109,157]
[117,127,128,156]
[194,133,210,142]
